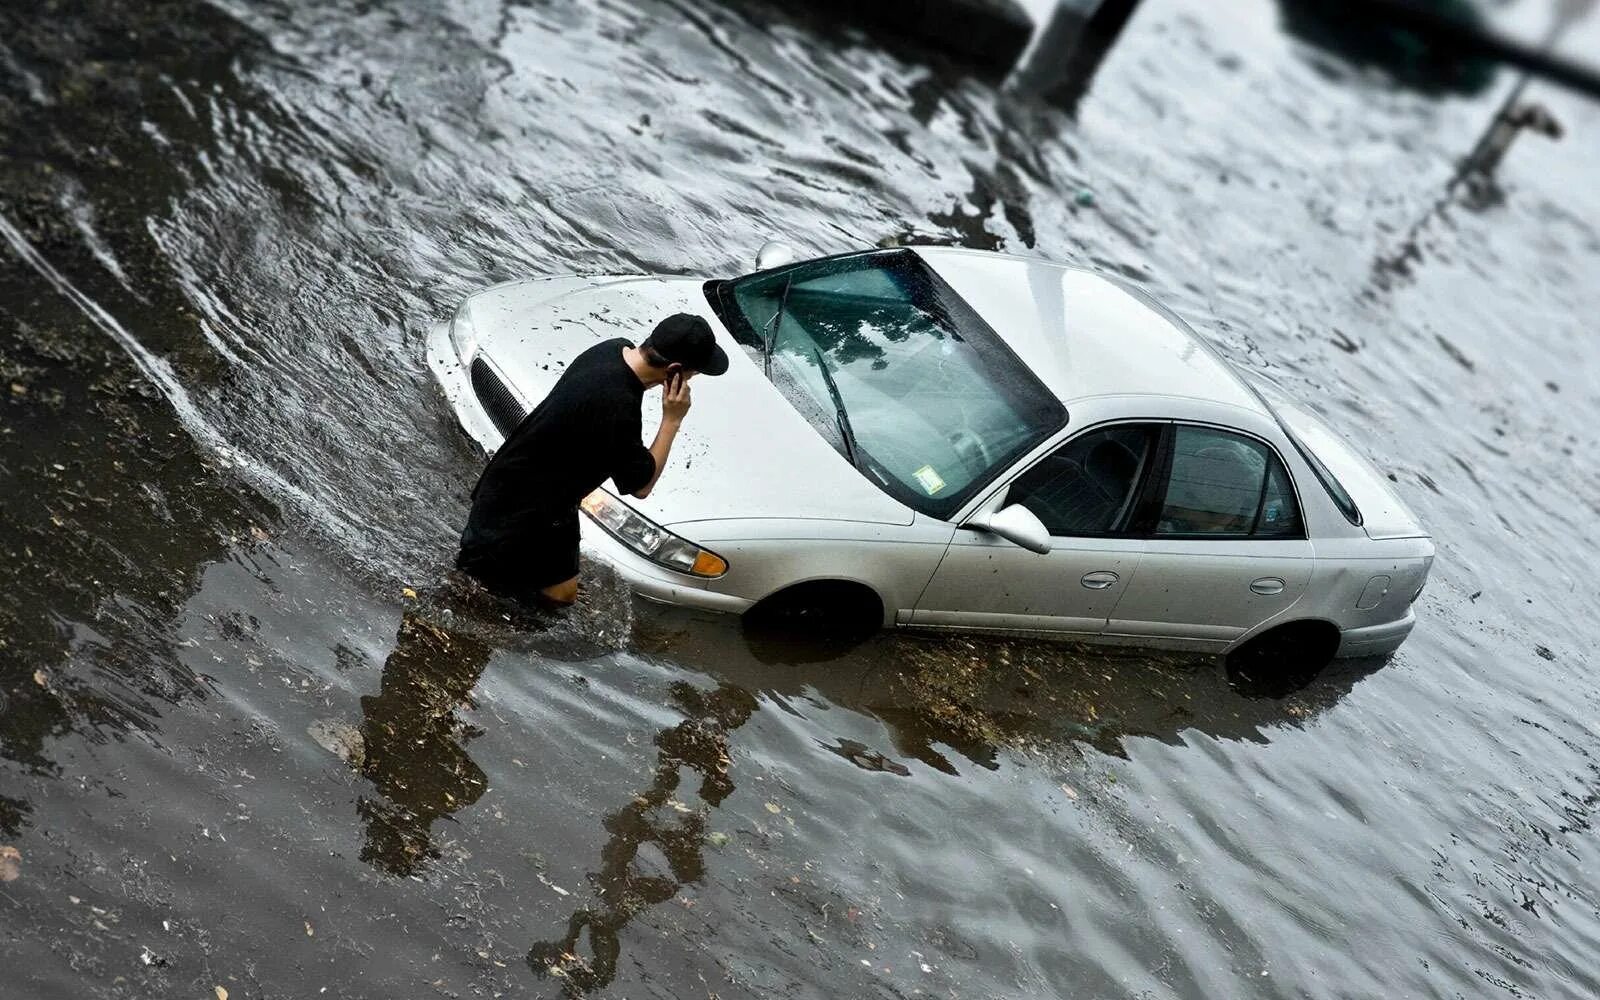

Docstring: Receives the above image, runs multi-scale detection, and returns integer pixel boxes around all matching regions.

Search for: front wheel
[741,582,883,659]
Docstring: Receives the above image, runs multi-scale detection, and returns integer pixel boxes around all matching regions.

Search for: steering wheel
[948,428,994,469]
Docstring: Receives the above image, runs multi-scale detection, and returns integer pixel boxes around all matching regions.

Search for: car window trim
[983,418,1310,542]
[1282,426,1364,527]
[1126,424,1174,535]
[1103,427,1157,532]
[1226,369,1367,529]
[1146,421,1309,542]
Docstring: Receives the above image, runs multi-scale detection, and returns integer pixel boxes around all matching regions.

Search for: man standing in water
[455,314,728,606]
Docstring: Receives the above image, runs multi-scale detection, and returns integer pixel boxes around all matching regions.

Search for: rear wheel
[1224,621,1341,698]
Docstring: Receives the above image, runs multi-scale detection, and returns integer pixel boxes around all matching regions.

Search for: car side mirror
[755,240,800,271]
[964,503,1052,554]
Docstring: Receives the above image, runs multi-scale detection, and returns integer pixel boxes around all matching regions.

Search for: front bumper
[1336,608,1416,658]
[579,520,753,614]
[426,320,504,454]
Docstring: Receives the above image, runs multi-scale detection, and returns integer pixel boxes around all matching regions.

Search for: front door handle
[1250,577,1286,596]
[1081,571,1119,590]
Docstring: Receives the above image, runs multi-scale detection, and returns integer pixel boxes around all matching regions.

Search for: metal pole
[1448,0,1590,192]
[1008,0,1145,112]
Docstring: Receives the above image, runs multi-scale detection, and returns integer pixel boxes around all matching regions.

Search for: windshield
[711,249,1066,519]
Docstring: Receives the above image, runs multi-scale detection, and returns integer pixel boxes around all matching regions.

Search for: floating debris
[307,719,366,767]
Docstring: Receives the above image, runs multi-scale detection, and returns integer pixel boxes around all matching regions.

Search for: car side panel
[1105,539,1316,648]
[686,515,958,626]
[910,533,1145,637]
[1290,536,1434,656]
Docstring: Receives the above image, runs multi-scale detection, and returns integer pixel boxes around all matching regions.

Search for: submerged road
[1,0,1598,997]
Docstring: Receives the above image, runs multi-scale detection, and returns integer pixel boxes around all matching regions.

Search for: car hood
[462,276,915,528]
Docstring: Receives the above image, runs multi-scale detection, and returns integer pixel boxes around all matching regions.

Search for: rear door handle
[1081,571,1119,590]
[1250,577,1286,596]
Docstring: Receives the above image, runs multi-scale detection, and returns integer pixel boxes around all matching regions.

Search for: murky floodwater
[3,0,1599,996]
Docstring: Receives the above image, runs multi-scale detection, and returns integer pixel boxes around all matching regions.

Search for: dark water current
[2,0,1599,996]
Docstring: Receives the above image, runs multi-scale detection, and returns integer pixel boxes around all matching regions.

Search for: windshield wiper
[811,346,859,469]
[761,276,792,378]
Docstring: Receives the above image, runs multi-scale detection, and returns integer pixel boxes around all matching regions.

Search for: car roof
[911,246,1267,416]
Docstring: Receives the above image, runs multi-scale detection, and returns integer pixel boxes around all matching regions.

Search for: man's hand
[635,375,691,499]
[662,373,692,424]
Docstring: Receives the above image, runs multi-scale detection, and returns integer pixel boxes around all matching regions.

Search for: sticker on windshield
[912,464,946,496]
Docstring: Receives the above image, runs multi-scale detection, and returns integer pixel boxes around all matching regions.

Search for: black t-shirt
[456,338,655,571]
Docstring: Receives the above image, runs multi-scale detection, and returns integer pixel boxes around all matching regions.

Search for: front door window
[1005,424,1157,536]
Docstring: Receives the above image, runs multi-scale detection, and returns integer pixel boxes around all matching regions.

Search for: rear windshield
[1285,428,1363,526]
[1240,372,1366,528]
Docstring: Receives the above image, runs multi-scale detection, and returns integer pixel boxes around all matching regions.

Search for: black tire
[1224,621,1341,698]
[741,582,883,659]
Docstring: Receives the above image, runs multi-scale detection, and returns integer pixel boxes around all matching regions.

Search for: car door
[911,423,1159,637]
[1104,423,1314,649]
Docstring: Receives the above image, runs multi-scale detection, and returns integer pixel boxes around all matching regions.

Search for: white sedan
[427,244,1432,672]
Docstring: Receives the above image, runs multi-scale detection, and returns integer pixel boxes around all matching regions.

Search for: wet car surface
[1,0,1598,997]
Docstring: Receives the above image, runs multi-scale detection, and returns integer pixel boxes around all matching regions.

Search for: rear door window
[1155,426,1302,538]
[1254,456,1303,537]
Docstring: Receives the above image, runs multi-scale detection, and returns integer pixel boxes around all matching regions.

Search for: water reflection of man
[528,681,756,994]
[356,612,492,876]
[456,315,728,608]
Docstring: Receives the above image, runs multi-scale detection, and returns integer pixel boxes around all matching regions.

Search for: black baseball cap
[644,313,729,376]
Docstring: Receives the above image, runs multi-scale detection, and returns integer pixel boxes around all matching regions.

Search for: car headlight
[580,489,728,578]
[448,304,479,360]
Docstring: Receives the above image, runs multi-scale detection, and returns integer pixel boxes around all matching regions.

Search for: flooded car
[428,244,1433,670]
[9,0,1600,993]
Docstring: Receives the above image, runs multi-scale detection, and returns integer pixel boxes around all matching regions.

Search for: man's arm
[631,374,691,499]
